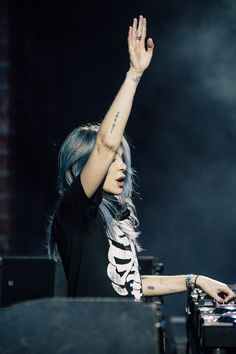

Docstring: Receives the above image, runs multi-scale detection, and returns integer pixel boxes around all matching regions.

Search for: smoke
[177,25,236,106]
[136,0,236,315]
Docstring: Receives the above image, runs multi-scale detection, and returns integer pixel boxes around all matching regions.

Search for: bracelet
[185,274,194,291]
[194,275,200,288]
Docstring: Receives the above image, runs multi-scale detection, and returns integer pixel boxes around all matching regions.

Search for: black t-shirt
[52,174,142,300]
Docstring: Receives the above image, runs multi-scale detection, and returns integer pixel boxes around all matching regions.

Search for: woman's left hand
[197,275,236,303]
[128,15,154,75]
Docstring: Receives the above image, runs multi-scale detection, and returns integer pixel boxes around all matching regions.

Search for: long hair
[46,123,141,260]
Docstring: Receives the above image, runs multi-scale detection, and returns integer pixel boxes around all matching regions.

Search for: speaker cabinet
[0,297,160,354]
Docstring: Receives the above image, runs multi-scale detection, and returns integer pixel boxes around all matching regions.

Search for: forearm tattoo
[142,276,181,294]
[147,286,155,291]
[110,111,120,134]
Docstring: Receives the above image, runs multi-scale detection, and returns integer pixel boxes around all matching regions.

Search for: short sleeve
[56,173,103,232]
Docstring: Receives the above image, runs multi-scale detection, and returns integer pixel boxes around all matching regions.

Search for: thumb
[147,38,154,52]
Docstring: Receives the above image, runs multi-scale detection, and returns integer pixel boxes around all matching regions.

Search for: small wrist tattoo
[131,76,141,83]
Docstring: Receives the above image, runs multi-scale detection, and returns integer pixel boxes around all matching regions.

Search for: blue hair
[46,123,141,259]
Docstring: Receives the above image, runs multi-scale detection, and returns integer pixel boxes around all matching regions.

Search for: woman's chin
[102,187,123,195]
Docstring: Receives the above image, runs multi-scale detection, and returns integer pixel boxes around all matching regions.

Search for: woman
[48,16,235,303]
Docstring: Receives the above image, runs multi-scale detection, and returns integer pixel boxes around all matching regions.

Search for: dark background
[9,0,236,317]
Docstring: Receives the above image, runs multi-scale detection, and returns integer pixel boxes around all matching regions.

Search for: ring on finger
[136,34,142,40]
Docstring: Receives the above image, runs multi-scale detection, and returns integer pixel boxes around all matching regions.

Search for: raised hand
[128,15,154,75]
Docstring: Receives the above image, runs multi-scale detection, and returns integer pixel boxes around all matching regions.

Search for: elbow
[96,134,118,155]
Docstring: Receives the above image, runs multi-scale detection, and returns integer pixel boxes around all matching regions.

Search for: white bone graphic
[107,235,142,301]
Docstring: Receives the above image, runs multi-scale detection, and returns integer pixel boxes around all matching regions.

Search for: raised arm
[81,15,154,198]
[141,274,236,303]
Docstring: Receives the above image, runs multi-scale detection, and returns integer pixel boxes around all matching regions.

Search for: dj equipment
[186,287,236,354]
[0,298,162,354]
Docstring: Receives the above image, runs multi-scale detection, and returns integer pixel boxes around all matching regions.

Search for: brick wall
[0,0,10,255]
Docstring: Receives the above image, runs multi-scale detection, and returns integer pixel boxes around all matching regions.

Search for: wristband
[185,274,194,291]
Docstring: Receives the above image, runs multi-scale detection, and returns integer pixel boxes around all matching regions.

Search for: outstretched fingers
[129,16,154,49]
[129,16,146,46]
[140,17,146,46]
[127,15,154,73]
[131,17,138,44]
[136,15,143,42]
[128,26,132,51]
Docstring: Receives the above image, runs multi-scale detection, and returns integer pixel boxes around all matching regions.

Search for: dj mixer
[186,287,236,354]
